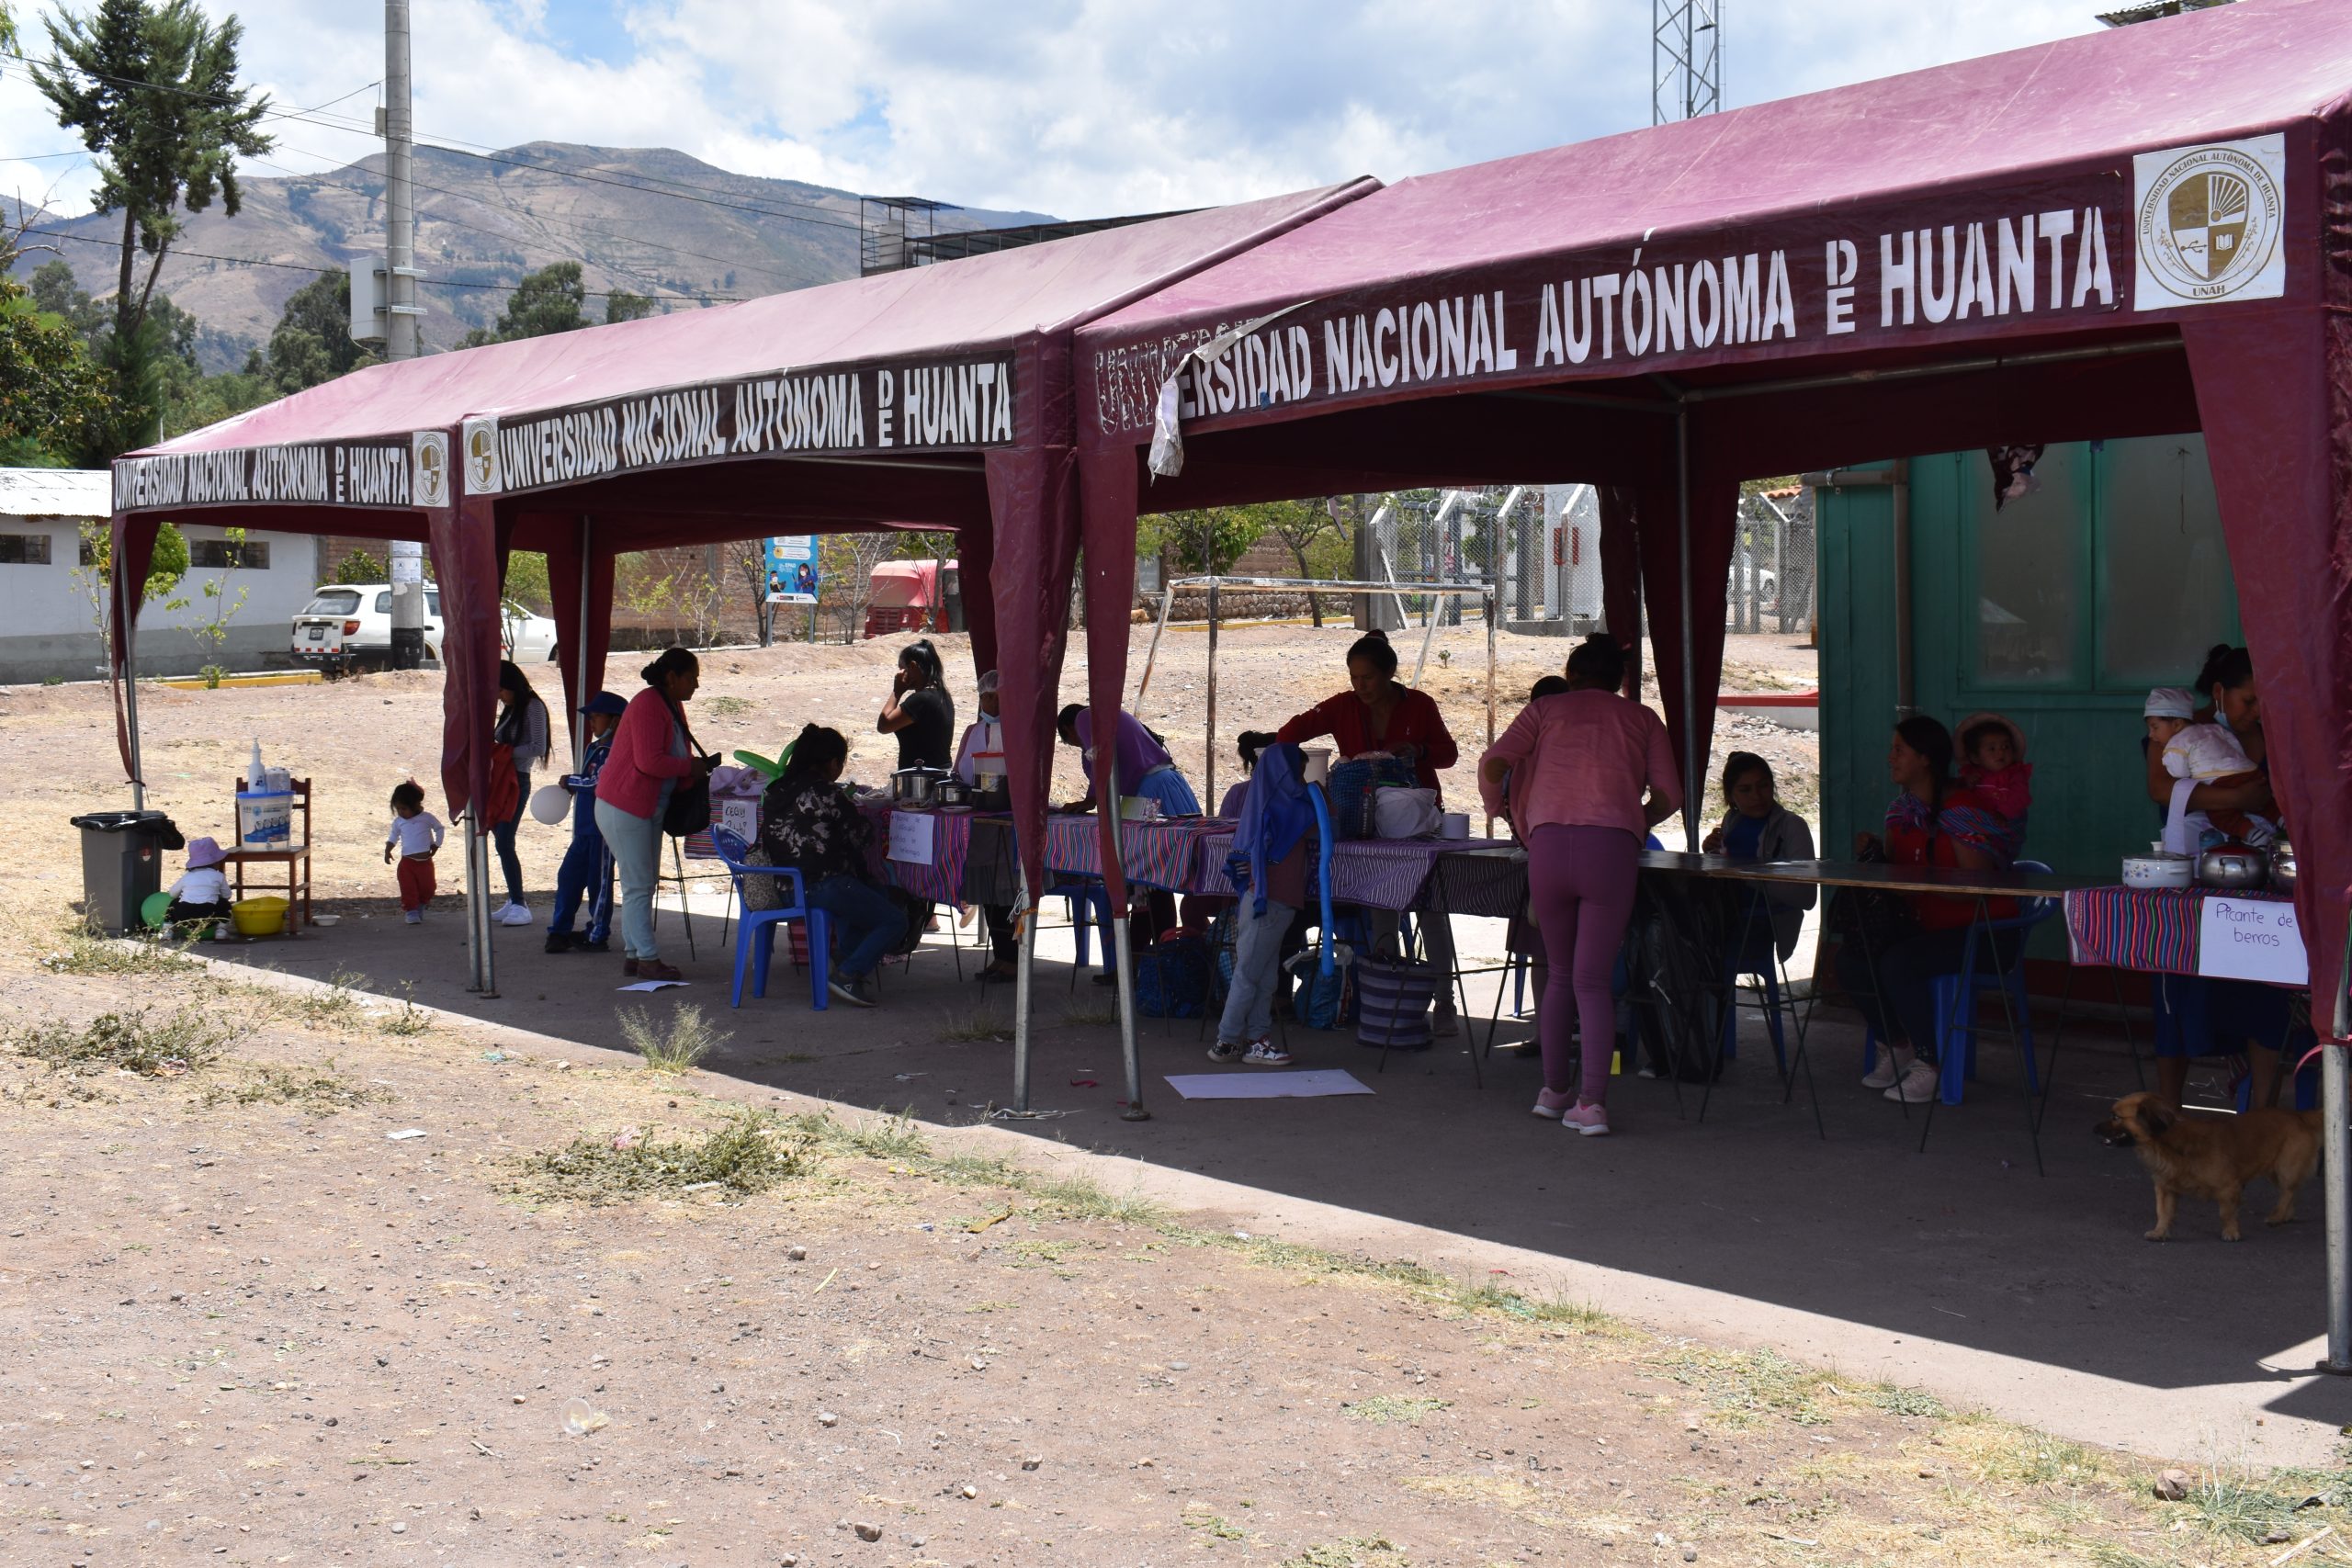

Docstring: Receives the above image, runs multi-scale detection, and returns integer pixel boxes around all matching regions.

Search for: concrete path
[207,892,2352,1467]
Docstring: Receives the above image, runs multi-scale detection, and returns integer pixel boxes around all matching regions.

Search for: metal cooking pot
[2269,836,2298,896]
[2195,844,2269,891]
[891,767,944,806]
[933,777,972,808]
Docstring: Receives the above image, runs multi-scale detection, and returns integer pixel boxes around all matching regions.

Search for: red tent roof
[126,177,1377,463]
[1083,0,2350,376]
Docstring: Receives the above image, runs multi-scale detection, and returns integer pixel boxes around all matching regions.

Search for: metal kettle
[2268,834,2298,895]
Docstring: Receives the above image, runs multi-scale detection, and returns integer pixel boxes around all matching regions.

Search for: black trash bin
[68,810,184,933]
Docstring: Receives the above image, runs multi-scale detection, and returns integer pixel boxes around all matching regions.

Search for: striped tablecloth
[2064,885,2292,976]
[854,803,978,906]
[1045,814,1231,894]
[1196,833,1525,916]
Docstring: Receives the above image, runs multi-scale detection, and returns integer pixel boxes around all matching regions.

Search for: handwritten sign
[886,810,936,867]
[2198,897,2308,987]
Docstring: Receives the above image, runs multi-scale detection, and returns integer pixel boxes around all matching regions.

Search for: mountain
[9,142,1054,373]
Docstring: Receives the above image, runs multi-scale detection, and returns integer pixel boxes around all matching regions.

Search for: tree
[73,517,187,703]
[605,290,654,325]
[1250,498,1346,626]
[34,0,273,451]
[334,549,385,585]
[0,269,115,466]
[503,549,551,615]
[260,271,374,392]
[1141,507,1264,577]
[461,261,589,346]
[182,525,250,686]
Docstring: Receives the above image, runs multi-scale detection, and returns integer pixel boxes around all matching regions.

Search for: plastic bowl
[231,896,289,937]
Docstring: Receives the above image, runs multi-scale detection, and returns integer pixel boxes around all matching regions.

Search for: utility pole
[383,0,426,671]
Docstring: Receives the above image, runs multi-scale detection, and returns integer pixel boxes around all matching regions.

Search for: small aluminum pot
[2195,844,2270,890]
[933,777,972,808]
[2270,838,2298,896]
[891,768,940,806]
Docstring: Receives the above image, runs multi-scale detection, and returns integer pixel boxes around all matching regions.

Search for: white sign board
[2198,896,2308,987]
[886,810,936,866]
[388,541,423,584]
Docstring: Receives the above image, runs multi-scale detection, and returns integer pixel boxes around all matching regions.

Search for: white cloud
[1,0,2107,231]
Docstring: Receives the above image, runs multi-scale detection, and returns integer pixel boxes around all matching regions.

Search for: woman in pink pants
[1478,634,1682,1136]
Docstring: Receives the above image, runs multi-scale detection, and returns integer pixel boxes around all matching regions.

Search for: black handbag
[660,700,715,839]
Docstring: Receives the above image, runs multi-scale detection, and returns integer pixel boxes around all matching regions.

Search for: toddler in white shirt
[165,836,234,932]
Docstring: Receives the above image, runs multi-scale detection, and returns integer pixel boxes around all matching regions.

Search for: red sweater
[1278,685,1459,795]
[594,688,693,820]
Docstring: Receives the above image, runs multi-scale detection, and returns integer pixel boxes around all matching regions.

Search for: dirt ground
[10,630,2346,1566]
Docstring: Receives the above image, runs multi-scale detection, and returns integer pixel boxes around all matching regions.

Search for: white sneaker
[496,902,534,927]
[1883,1060,1939,1103]
[1860,1055,1901,1090]
[1243,1038,1292,1066]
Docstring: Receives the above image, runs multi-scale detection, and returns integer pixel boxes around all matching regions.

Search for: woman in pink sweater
[593,647,712,981]
[1478,634,1681,1136]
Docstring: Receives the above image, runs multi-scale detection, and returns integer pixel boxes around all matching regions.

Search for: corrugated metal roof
[0,468,112,520]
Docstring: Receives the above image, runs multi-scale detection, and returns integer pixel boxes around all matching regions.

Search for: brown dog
[2095,1091,2321,1242]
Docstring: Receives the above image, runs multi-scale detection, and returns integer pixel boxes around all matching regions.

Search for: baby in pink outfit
[1957,712,2032,831]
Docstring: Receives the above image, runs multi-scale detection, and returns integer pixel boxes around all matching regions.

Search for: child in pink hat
[165,837,233,933]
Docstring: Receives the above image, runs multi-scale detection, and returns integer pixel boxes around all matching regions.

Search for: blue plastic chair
[1929,859,2057,1106]
[709,827,832,1010]
[1721,888,1787,1072]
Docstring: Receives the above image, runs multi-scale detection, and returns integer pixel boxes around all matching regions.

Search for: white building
[0,468,323,683]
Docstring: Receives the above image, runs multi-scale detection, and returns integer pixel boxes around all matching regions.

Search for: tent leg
[1204,583,1220,810]
[572,516,593,766]
[1113,915,1148,1122]
[1675,402,1702,852]
[1012,881,1035,1115]
[2328,1039,2351,1371]
[1133,585,1176,704]
[124,631,144,811]
[463,813,483,992]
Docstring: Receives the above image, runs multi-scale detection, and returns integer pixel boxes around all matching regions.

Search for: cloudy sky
[2,0,2107,225]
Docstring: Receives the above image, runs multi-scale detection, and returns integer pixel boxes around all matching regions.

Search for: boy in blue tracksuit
[546,692,625,953]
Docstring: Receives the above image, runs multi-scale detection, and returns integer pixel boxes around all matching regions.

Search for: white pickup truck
[290,583,559,672]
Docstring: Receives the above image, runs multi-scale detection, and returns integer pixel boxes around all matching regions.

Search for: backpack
[1326,757,1416,840]
[1135,935,1211,1019]
[1295,953,1354,1030]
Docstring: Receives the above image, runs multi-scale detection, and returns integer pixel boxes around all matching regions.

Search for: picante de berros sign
[112,435,428,513]
[1090,141,2294,456]
[460,356,1016,496]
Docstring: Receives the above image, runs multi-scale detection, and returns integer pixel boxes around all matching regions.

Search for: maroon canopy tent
[104,177,1379,994]
[1067,0,2352,1348]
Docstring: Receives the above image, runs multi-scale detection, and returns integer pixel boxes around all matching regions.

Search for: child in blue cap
[546,692,627,953]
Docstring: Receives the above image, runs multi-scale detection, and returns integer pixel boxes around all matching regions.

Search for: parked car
[291,584,558,672]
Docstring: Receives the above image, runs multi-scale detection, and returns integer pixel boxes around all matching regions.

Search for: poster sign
[886,810,936,867]
[764,536,820,604]
[2132,133,2286,312]
[2198,896,2307,987]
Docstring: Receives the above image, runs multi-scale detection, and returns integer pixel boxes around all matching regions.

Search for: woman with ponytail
[760,725,898,1009]
[593,647,712,982]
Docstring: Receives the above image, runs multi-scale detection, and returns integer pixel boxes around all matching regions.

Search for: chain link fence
[1725,487,1815,636]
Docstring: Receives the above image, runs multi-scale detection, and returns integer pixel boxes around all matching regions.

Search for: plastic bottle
[247,738,266,793]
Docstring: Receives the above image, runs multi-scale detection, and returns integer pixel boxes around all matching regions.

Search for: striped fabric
[2064,886,2291,976]
[1045,813,1228,893]
[1195,833,1522,915]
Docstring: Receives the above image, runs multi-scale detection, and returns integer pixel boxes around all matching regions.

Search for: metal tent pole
[1675,403,1702,852]
[122,592,144,811]
[572,516,593,766]
[1204,582,1220,809]
[1101,764,1148,1122]
[1485,584,1498,836]
[1011,869,1035,1114]
[2326,928,2352,1371]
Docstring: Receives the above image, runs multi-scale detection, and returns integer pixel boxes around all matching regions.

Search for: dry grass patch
[617,1002,724,1072]
[199,1063,387,1117]
[11,1005,232,1078]
[514,1111,808,1205]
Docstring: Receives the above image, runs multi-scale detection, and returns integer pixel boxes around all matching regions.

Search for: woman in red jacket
[593,647,714,982]
[1275,628,1459,794]
[1277,627,1463,1033]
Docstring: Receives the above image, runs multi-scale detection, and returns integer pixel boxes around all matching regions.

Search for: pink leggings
[1527,824,1639,1105]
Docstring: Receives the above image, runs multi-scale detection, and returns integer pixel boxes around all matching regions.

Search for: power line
[256,144,823,288]
[16,222,748,299]
[3,47,868,234]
